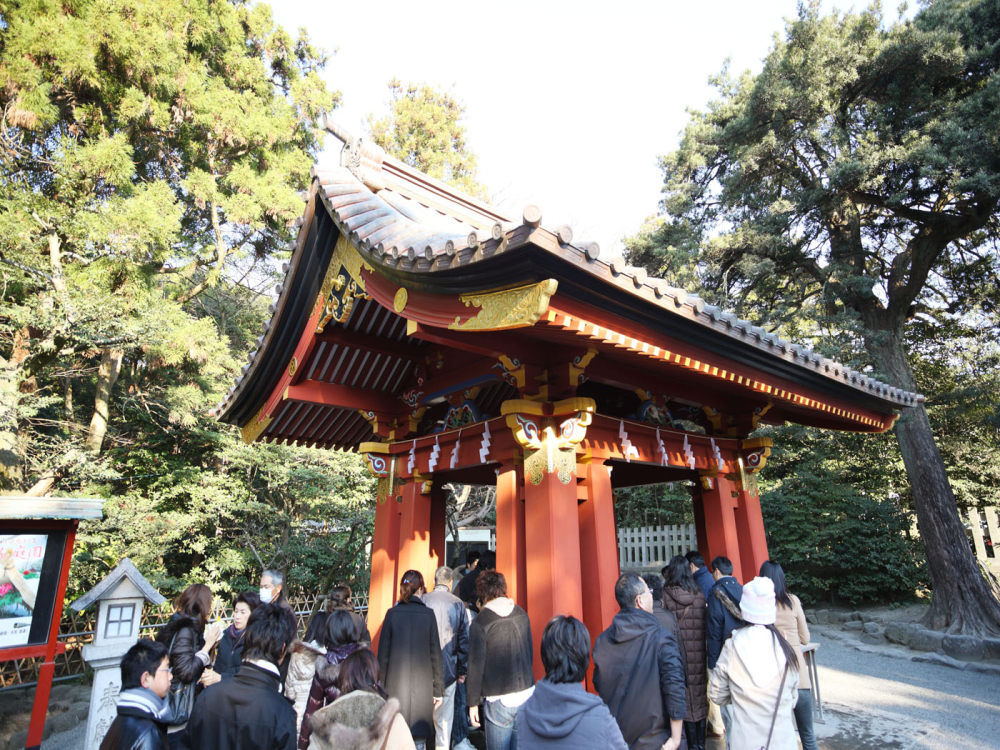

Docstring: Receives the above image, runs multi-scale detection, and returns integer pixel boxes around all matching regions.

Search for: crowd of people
[99,552,818,750]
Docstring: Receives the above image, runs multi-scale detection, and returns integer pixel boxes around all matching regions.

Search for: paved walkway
[708,624,1000,749]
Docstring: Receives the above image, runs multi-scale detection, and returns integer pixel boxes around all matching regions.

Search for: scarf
[117,687,172,722]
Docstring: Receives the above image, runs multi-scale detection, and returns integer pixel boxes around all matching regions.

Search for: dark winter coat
[662,586,708,722]
[517,679,628,750]
[592,607,687,750]
[155,613,207,729]
[187,661,297,750]
[706,577,743,669]
[377,597,445,741]
[692,566,714,599]
[456,569,481,610]
[100,705,168,750]
[422,584,470,687]
[214,625,247,679]
[298,642,365,749]
[465,600,534,705]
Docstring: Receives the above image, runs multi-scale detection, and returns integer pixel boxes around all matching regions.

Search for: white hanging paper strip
[656,427,668,467]
[428,437,440,473]
[479,422,492,463]
[450,429,462,469]
[683,434,696,470]
[619,419,638,462]
[710,438,724,473]
[407,439,416,474]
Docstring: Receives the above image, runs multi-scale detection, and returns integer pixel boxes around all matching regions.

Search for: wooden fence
[0,592,368,690]
[968,506,999,562]
[618,524,697,569]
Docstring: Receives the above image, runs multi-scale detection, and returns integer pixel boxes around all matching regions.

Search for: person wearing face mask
[206,591,262,683]
[259,569,295,684]
[260,569,293,612]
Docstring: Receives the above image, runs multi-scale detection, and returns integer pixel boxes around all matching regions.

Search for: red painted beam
[284,379,400,416]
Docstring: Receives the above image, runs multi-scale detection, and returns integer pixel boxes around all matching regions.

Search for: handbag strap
[763,639,789,750]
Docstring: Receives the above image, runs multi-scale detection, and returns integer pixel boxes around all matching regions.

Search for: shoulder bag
[758,638,790,750]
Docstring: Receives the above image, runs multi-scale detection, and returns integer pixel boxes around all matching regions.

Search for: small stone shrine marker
[70,558,165,750]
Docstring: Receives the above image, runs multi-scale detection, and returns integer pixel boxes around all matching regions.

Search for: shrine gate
[217,123,920,672]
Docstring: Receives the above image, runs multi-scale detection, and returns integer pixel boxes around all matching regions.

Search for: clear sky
[269,1,871,256]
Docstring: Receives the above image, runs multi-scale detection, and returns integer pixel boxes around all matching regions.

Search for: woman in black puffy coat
[155,584,221,750]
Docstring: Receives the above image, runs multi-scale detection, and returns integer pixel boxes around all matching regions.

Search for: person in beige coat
[709,577,799,750]
[760,561,817,750]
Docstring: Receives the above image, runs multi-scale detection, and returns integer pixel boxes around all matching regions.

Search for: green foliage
[0,0,375,603]
[368,79,487,198]
[759,425,925,605]
[614,483,694,528]
[626,0,1000,619]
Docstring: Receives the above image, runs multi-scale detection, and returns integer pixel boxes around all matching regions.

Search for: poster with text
[0,534,47,648]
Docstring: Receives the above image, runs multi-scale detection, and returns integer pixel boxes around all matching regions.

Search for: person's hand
[457,675,466,684]
[203,622,222,648]
[433,697,443,709]
[199,668,221,687]
[468,705,480,728]
[660,736,681,750]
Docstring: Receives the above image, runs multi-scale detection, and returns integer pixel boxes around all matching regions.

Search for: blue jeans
[483,699,519,750]
[794,688,819,750]
[453,681,470,744]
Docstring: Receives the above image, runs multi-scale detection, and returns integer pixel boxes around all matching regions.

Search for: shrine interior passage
[216,121,919,675]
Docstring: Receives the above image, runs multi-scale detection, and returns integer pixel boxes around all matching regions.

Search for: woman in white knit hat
[708,576,800,750]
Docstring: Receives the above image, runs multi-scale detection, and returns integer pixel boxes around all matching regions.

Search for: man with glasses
[100,639,173,749]
[593,574,687,750]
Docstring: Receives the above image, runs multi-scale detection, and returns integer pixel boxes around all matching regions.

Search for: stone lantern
[70,558,166,750]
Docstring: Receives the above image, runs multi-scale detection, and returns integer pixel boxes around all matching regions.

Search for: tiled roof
[215,120,922,424]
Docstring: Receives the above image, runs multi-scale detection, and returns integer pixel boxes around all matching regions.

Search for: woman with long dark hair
[329,583,372,645]
[155,583,222,749]
[760,560,818,750]
[662,555,708,750]
[709,577,800,750]
[378,570,444,750]
[297,609,366,748]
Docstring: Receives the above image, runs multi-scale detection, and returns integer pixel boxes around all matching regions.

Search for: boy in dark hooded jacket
[517,616,626,749]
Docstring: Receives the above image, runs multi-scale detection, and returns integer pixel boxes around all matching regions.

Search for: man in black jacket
[705,556,742,745]
[593,574,686,750]
[100,639,172,750]
[187,603,297,750]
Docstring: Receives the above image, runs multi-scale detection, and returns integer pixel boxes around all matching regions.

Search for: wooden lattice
[1,594,370,689]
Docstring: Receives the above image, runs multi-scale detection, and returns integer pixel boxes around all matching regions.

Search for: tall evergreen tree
[629,0,1000,633]
[367,79,487,198]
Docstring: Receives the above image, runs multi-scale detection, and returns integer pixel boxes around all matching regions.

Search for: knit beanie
[740,576,777,625]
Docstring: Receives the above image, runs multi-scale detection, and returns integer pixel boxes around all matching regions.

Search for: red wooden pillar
[495,462,527,609]
[368,480,401,651]
[523,462,584,678]
[698,474,745,583]
[734,480,770,581]
[429,481,447,571]
[578,460,619,688]
[397,478,435,586]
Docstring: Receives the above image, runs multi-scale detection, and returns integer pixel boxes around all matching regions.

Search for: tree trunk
[872,330,1000,635]
[85,348,124,454]
[0,354,21,488]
